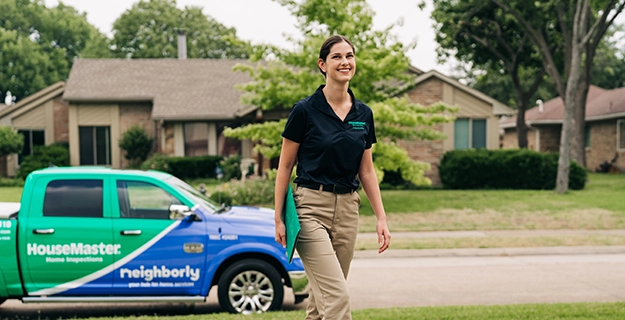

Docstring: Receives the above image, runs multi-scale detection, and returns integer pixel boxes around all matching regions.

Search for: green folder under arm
[283,185,300,263]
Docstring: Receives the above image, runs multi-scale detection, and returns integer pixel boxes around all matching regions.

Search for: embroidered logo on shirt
[348,121,366,130]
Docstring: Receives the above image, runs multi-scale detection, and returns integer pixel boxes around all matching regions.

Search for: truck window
[117,180,181,219]
[43,180,103,217]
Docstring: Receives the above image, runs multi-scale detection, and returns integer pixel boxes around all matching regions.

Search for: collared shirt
[282,85,377,190]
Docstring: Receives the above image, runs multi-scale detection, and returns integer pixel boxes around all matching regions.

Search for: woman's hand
[275,218,286,247]
[376,219,391,253]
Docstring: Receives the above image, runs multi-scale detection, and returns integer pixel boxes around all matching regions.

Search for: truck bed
[0,202,20,219]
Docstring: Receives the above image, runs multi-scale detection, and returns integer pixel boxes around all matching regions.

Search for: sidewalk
[354,229,625,258]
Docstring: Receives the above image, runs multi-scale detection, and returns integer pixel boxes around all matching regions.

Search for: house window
[618,120,625,150]
[454,119,487,150]
[18,129,45,163]
[184,122,208,156]
[79,126,111,165]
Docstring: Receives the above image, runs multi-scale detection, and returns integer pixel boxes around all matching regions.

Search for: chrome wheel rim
[228,270,274,314]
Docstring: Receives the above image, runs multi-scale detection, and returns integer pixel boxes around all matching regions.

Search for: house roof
[63,59,255,121]
[500,85,625,128]
[0,82,65,120]
[411,70,516,116]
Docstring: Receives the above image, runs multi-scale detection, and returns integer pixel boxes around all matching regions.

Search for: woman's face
[318,41,356,83]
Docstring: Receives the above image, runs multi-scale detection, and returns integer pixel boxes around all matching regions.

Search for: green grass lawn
[0,187,22,202]
[357,173,625,233]
[81,302,625,320]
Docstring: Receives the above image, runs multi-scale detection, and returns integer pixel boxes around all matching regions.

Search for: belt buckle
[332,184,350,194]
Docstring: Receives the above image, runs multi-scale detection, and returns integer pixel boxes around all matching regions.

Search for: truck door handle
[120,230,142,235]
[33,229,55,234]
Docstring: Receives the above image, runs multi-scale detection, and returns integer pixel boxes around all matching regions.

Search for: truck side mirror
[169,204,199,221]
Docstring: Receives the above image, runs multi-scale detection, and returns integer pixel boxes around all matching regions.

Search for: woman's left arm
[359,148,391,253]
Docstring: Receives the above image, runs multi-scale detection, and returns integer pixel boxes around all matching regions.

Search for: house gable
[0,82,68,177]
[400,68,514,185]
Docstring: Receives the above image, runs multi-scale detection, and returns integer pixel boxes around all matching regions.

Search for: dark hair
[318,35,355,76]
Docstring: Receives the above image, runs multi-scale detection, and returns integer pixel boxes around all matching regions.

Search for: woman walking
[274,35,391,320]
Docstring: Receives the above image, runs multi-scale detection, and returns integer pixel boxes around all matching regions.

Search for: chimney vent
[177,29,187,60]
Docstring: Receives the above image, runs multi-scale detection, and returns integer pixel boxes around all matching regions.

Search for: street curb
[353,245,625,259]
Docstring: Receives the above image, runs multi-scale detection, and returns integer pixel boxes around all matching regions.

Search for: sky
[42,0,457,74]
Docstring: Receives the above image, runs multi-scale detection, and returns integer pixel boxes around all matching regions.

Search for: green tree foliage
[463,24,624,109]
[591,25,625,89]
[118,125,154,167]
[110,0,251,59]
[225,0,456,186]
[0,126,23,156]
[432,0,556,148]
[0,0,108,101]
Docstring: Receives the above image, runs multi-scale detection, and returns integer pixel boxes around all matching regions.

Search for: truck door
[22,178,115,295]
[111,179,207,295]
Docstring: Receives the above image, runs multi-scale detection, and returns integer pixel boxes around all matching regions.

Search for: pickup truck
[0,167,308,315]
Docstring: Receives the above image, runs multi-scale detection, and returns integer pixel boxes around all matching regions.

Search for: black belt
[299,183,355,194]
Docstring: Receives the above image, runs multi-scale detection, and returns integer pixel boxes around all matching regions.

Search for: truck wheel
[217,259,284,314]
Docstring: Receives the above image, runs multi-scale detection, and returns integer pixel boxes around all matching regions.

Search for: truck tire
[217,259,284,314]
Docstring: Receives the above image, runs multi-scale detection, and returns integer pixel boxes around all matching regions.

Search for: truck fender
[200,242,288,295]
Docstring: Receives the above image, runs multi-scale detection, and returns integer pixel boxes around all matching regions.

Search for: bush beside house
[439,149,587,190]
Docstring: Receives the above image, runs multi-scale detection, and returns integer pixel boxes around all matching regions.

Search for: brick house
[500,85,625,172]
[401,69,515,184]
[0,82,68,177]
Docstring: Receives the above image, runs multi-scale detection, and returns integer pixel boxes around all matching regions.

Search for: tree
[224,0,457,186]
[110,0,251,59]
[432,0,550,149]
[492,0,625,193]
[458,23,624,120]
[118,125,154,168]
[591,25,625,89]
[0,0,108,101]
[0,126,23,157]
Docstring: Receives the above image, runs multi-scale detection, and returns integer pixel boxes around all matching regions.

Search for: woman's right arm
[274,137,300,247]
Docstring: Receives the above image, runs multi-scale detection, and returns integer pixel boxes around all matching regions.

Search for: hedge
[439,149,587,190]
[141,154,223,179]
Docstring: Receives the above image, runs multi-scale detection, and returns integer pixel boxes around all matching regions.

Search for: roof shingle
[64,59,255,120]
[501,85,625,127]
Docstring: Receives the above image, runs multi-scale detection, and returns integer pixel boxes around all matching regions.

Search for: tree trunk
[571,75,589,166]
[516,98,529,148]
[556,30,585,193]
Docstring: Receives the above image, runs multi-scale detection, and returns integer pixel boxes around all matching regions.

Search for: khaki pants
[293,186,360,320]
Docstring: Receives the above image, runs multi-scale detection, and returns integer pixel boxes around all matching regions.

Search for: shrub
[209,190,233,206]
[211,178,275,206]
[0,177,24,187]
[0,126,23,157]
[439,149,587,190]
[17,143,70,179]
[167,156,223,179]
[140,153,170,172]
[140,154,223,179]
[118,125,154,167]
[219,155,242,181]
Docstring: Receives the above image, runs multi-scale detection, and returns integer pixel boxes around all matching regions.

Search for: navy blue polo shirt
[282,85,377,190]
